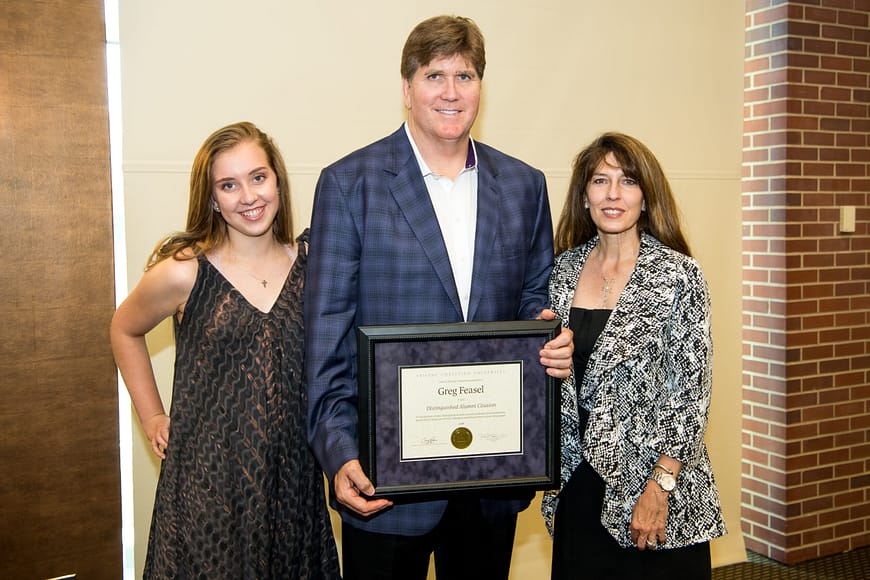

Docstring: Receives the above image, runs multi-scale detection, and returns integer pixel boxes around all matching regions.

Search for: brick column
[743,0,870,564]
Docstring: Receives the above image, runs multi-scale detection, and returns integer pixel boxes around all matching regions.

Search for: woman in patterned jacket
[542,132,726,579]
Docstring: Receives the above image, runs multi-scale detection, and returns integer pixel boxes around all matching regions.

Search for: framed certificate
[357,320,561,497]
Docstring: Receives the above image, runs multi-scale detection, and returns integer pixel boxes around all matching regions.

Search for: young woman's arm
[110,255,198,459]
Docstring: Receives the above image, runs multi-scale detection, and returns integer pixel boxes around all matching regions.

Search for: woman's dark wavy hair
[145,121,293,269]
[554,132,691,257]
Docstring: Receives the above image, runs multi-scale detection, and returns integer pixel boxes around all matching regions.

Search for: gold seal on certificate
[451,427,473,450]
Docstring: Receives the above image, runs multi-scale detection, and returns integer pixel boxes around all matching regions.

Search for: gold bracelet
[654,463,673,475]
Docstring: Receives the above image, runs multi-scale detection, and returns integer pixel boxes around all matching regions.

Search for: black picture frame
[357,319,561,497]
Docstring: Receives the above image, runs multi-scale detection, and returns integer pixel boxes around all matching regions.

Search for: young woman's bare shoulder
[147,251,199,298]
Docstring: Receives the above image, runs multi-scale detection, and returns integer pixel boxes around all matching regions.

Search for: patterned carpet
[712,548,870,580]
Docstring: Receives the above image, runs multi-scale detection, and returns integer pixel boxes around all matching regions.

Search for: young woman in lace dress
[111,122,339,579]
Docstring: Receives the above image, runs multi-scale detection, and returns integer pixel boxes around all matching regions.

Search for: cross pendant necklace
[248,273,268,288]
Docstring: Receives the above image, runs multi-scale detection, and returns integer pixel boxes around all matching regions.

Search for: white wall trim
[123,161,740,182]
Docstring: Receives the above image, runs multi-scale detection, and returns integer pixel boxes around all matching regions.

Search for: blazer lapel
[386,132,463,319]
[467,159,499,321]
[586,236,673,378]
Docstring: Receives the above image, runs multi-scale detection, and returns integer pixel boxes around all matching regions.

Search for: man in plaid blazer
[305,15,572,580]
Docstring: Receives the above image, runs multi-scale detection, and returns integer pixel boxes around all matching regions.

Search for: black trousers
[341,498,518,580]
[551,460,712,580]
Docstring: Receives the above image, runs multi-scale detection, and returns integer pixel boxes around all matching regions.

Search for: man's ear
[401,77,412,109]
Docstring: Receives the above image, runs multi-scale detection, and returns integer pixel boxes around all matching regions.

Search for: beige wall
[119,1,746,576]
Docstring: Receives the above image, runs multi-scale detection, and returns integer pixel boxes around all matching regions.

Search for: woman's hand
[630,480,669,550]
[143,412,171,460]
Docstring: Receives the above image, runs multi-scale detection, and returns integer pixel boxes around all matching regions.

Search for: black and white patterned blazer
[541,232,726,548]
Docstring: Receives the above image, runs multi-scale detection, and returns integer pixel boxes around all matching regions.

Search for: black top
[568,307,611,431]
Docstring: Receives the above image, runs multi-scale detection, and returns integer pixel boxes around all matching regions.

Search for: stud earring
[584,201,590,209]
[213,204,221,213]
[641,200,647,212]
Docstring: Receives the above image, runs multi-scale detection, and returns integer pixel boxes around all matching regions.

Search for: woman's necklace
[244,257,286,288]
[600,274,616,307]
[213,244,292,289]
[593,243,638,307]
[222,256,271,288]
[249,272,269,288]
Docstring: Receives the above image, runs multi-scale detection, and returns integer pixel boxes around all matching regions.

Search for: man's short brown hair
[400,15,486,81]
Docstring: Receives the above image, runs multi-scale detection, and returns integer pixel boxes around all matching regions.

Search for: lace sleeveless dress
[144,232,340,579]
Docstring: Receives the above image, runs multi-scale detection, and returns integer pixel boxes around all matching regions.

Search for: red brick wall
[743,0,870,565]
